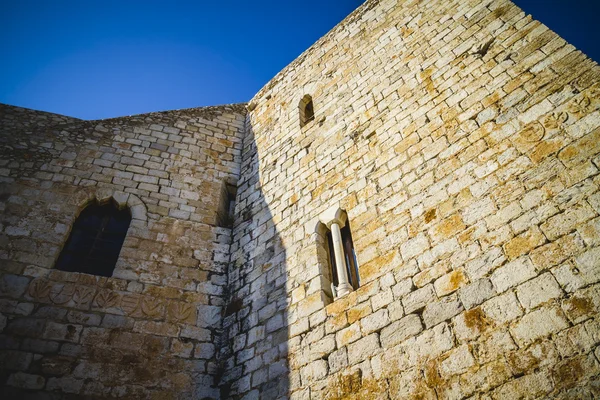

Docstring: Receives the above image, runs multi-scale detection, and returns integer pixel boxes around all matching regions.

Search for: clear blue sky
[0,0,598,120]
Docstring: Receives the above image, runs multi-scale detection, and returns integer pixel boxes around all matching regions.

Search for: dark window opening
[326,221,360,293]
[217,183,237,228]
[55,199,131,277]
[299,94,315,127]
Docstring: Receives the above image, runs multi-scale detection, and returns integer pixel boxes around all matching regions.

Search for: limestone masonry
[1,0,599,399]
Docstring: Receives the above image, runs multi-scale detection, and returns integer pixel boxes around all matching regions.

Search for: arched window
[299,94,315,127]
[55,199,131,277]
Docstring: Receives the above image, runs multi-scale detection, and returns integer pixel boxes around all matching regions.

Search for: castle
[1,0,599,398]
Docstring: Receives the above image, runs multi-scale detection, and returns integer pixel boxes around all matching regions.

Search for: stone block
[133,320,179,337]
[452,307,491,342]
[171,339,194,358]
[327,347,348,374]
[554,323,595,358]
[481,291,523,325]
[309,335,335,361]
[300,359,328,383]
[551,353,600,392]
[324,312,347,334]
[561,284,600,324]
[423,295,463,328]
[371,289,393,311]
[360,308,389,335]
[413,261,451,288]
[490,256,536,293]
[347,333,380,365]
[44,322,82,343]
[0,274,29,299]
[578,216,600,246]
[475,329,517,364]
[515,272,563,310]
[266,313,284,333]
[0,350,33,370]
[196,305,222,328]
[380,314,422,348]
[490,371,552,399]
[195,343,216,360]
[403,322,454,362]
[574,247,600,286]
[46,376,84,394]
[503,226,546,260]
[400,233,430,260]
[458,278,496,309]
[434,268,469,297]
[439,344,475,378]
[180,325,211,341]
[346,302,371,324]
[335,323,361,348]
[510,306,569,346]
[540,201,595,240]
[298,292,327,318]
[403,284,436,314]
[462,197,496,225]
[6,372,45,390]
[430,214,466,243]
[392,278,413,299]
[530,233,585,271]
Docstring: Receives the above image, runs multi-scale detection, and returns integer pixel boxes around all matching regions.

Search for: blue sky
[0,0,598,120]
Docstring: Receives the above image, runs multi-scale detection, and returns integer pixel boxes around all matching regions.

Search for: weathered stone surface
[347,333,380,365]
[403,284,436,314]
[515,272,563,309]
[2,0,600,398]
[380,314,422,348]
[510,306,570,346]
[490,257,537,293]
[439,344,476,378]
[458,278,496,310]
[423,296,464,328]
[481,291,523,325]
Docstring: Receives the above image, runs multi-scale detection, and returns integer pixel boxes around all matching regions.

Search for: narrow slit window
[217,183,237,228]
[55,199,131,277]
[299,94,315,127]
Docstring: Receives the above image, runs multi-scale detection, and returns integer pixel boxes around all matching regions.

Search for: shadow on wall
[0,104,248,399]
[218,118,290,399]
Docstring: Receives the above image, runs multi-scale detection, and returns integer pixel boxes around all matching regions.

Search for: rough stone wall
[233,0,600,398]
[0,103,246,398]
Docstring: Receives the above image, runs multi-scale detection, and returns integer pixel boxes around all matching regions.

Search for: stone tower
[1,0,599,399]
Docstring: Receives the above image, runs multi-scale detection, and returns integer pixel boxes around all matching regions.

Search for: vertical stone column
[329,220,353,297]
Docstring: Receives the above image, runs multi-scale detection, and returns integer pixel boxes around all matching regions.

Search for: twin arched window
[55,200,131,277]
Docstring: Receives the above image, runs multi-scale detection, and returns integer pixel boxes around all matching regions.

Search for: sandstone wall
[0,103,246,398]
[233,0,600,398]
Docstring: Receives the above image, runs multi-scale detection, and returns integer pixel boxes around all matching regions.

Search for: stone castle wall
[0,103,246,398]
[229,0,600,398]
[1,0,600,399]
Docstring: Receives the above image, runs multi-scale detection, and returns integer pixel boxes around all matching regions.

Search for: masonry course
[1,0,600,398]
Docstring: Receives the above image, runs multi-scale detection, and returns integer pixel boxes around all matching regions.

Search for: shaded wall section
[0,103,246,399]
[241,0,600,398]
[218,115,289,399]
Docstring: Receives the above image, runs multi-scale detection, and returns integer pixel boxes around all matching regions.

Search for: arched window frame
[55,190,147,277]
[299,94,315,128]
